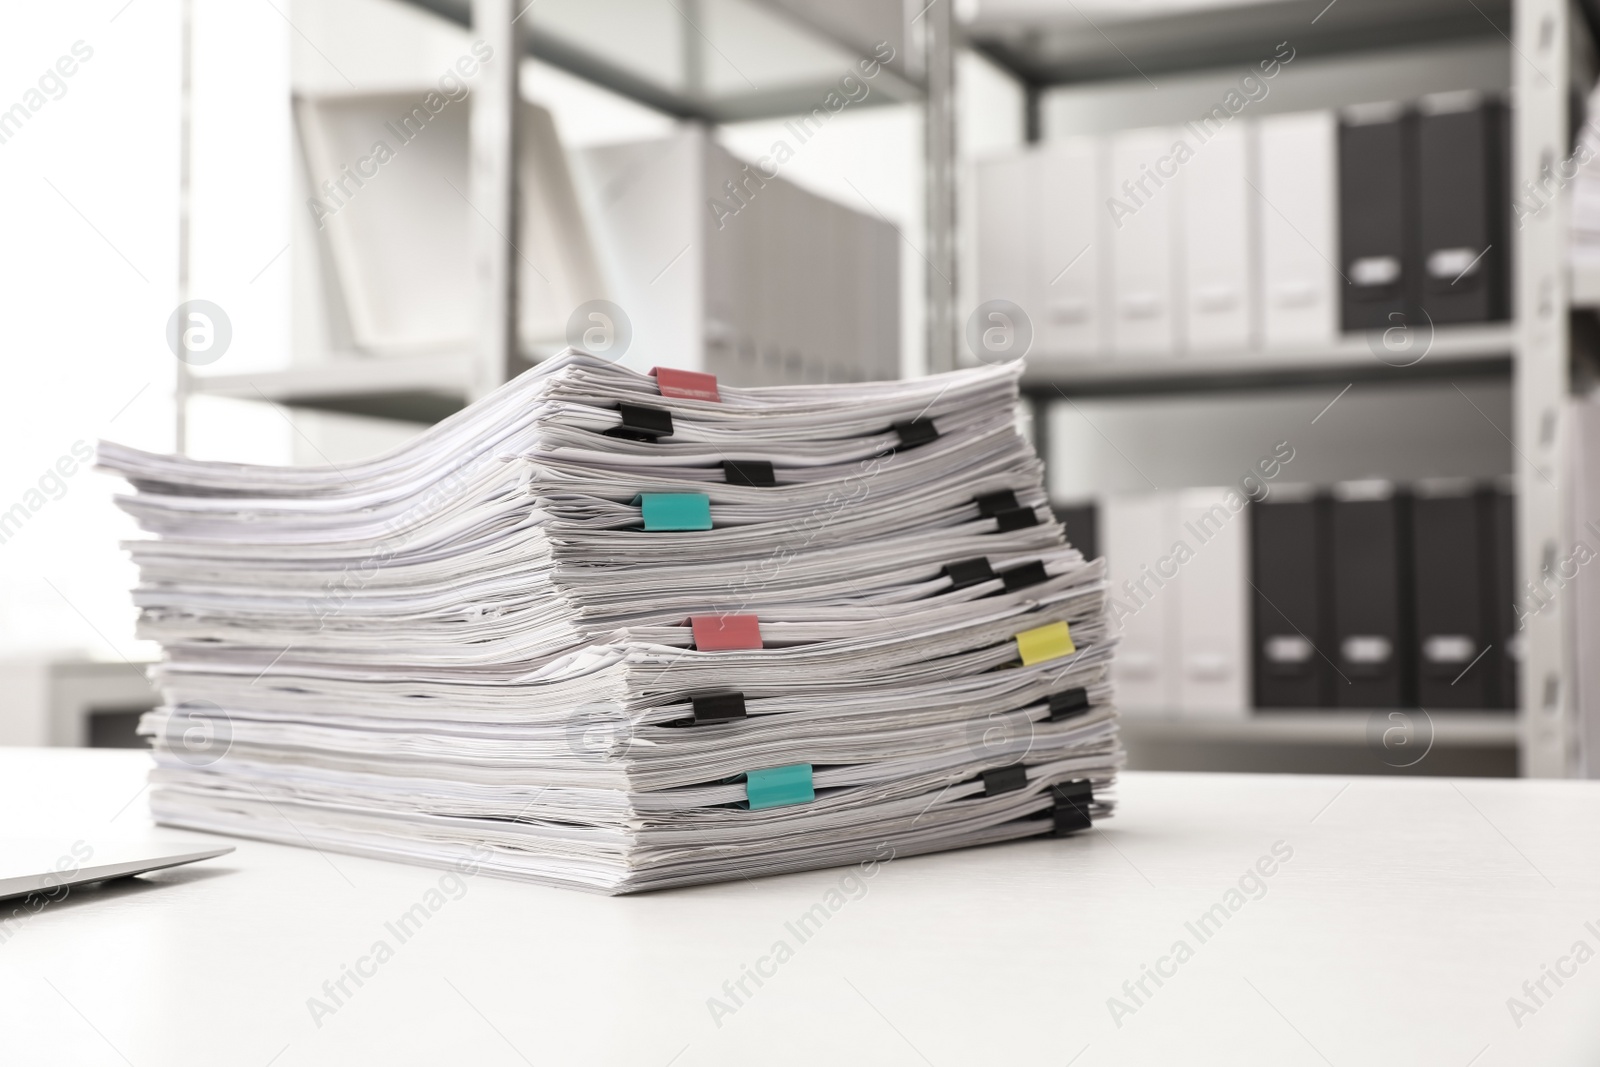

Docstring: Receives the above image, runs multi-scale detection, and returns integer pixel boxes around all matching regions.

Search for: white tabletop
[2,748,1597,1066]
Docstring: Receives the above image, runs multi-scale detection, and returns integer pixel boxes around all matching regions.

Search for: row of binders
[975,93,1510,360]
[100,354,1119,894]
[1079,479,1517,716]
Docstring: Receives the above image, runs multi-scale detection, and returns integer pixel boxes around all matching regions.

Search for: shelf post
[923,0,958,374]
[1514,0,1577,776]
[175,0,195,454]
[469,0,521,399]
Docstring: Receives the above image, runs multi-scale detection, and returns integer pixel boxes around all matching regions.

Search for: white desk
[3,749,1598,1066]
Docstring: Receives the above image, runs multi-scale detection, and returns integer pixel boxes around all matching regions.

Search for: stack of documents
[101,352,1119,893]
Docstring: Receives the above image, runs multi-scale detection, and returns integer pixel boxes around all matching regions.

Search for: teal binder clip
[638,493,712,531]
[746,764,814,809]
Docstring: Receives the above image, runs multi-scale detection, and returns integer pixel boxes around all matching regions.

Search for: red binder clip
[690,614,762,650]
[652,367,720,403]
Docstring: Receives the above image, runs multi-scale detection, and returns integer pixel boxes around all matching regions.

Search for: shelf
[185,354,494,424]
[1121,711,1518,748]
[396,0,922,123]
[1016,322,1515,398]
[963,0,1511,86]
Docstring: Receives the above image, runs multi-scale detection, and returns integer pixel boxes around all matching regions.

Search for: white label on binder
[1342,635,1393,664]
[1422,634,1475,664]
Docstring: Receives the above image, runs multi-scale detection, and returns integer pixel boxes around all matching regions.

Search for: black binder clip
[1048,780,1093,835]
[891,418,939,449]
[974,489,1019,517]
[605,403,674,441]
[1045,688,1091,722]
[992,506,1039,532]
[981,763,1028,797]
[941,557,996,591]
[691,692,747,725]
[722,459,776,487]
[1000,560,1049,593]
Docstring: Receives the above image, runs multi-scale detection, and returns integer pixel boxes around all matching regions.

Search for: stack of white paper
[101,352,1120,893]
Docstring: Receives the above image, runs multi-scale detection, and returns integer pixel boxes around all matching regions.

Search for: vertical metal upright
[174,0,195,454]
[923,0,958,375]
[1514,0,1577,775]
[469,0,521,399]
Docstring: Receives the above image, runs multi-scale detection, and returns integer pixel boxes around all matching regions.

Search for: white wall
[0,0,182,664]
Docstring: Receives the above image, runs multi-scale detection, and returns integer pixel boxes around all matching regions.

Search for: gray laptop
[0,844,233,903]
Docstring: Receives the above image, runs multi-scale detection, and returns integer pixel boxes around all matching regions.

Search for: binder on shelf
[1108,127,1178,358]
[1329,480,1411,707]
[1255,111,1338,348]
[1487,480,1518,710]
[1250,488,1330,708]
[1179,122,1254,352]
[1415,93,1509,324]
[1176,488,1249,718]
[1035,138,1106,358]
[975,153,1034,323]
[1411,481,1491,708]
[1053,500,1098,561]
[1103,493,1176,713]
[1338,103,1414,332]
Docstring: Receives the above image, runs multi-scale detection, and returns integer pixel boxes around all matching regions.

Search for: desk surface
[3,749,1598,1066]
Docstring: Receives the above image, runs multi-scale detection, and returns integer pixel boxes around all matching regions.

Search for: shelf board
[1016,322,1514,397]
[185,355,492,424]
[963,0,1511,86]
[395,0,922,124]
[1121,711,1518,748]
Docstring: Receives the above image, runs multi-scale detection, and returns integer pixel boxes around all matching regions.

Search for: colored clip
[691,614,763,651]
[746,763,814,809]
[1001,560,1049,593]
[638,493,712,531]
[1046,687,1091,722]
[993,506,1039,532]
[974,489,1019,517]
[891,418,939,449]
[1049,780,1093,835]
[981,763,1028,797]
[652,367,720,402]
[691,692,747,724]
[1016,621,1075,665]
[606,403,674,441]
[722,459,776,487]
[942,557,996,591]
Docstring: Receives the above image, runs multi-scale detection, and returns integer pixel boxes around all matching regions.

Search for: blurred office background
[6,0,1600,779]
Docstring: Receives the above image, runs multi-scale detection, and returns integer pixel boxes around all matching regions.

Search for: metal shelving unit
[175,0,948,429]
[961,0,1588,776]
[173,0,1592,776]
[1020,323,1516,398]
